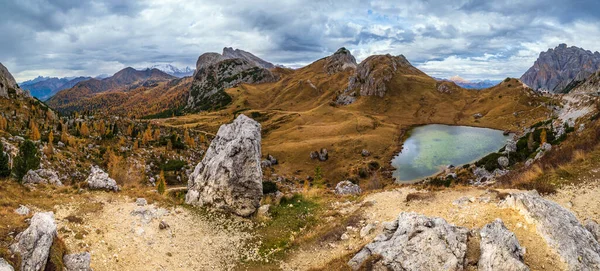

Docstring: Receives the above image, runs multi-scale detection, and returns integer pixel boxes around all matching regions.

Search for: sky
[2,0,600,82]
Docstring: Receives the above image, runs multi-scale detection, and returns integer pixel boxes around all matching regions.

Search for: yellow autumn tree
[184,129,195,148]
[142,126,153,145]
[157,170,166,195]
[126,124,133,136]
[30,122,41,141]
[0,116,7,130]
[540,129,547,145]
[45,131,54,156]
[80,122,90,137]
[153,129,161,141]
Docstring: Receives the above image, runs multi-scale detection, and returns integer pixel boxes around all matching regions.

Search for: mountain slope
[0,63,19,97]
[47,68,176,114]
[521,44,600,93]
[20,76,91,100]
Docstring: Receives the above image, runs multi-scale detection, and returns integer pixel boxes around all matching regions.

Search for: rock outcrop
[348,212,468,270]
[0,258,13,271]
[479,219,529,271]
[22,169,62,186]
[571,70,600,94]
[186,114,263,217]
[86,165,119,191]
[503,191,600,270]
[186,48,278,111]
[10,212,57,271]
[585,219,600,242]
[520,44,600,93]
[63,253,92,271]
[323,47,357,74]
[0,62,22,98]
[334,180,361,195]
[336,54,423,105]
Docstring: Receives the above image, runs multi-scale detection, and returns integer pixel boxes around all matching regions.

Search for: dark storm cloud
[1,0,600,81]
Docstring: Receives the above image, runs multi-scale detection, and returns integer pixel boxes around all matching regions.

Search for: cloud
[1,0,600,82]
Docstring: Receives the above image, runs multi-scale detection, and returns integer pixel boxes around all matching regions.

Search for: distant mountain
[435,76,501,89]
[150,64,194,77]
[520,43,600,93]
[47,67,176,114]
[20,76,92,100]
[186,47,278,111]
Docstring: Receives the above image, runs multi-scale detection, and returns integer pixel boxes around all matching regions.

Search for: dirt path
[281,185,600,271]
[54,194,261,271]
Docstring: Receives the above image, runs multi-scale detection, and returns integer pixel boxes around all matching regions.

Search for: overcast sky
[2,0,600,82]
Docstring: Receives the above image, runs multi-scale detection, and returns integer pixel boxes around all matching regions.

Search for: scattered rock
[15,205,30,216]
[334,181,361,195]
[136,198,147,206]
[541,142,552,152]
[86,165,119,192]
[0,258,13,271]
[479,219,529,271]
[159,220,170,230]
[498,156,509,168]
[473,113,483,119]
[22,169,62,186]
[452,196,475,206]
[10,212,57,271]
[257,204,270,218]
[186,114,263,217]
[130,206,169,224]
[503,191,600,270]
[359,223,375,238]
[310,148,328,161]
[57,142,65,148]
[348,212,468,270]
[579,123,586,133]
[361,149,370,157]
[63,252,92,271]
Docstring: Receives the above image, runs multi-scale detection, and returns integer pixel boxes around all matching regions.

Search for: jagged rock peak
[324,47,357,74]
[0,62,19,98]
[335,54,422,105]
[195,47,274,72]
[186,114,263,216]
[520,43,600,93]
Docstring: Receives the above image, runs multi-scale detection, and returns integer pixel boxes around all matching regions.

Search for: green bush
[161,160,186,172]
[13,140,40,182]
[475,152,504,171]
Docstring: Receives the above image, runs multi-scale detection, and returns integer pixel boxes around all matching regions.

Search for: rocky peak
[520,43,600,93]
[0,62,19,98]
[187,48,278,111]
[335,54,422,104]
[323,47,357,74]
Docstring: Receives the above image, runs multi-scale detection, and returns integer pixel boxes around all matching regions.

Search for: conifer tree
[13,140,40,182]
[0,141,10,178]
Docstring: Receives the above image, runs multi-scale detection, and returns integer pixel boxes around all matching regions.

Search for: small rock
[452,196,472,206]
[0,258,14,271]
[86,165,119,192]
[63,252,92,271]
[498,156,509,168]
[310,148,328,161]
[334,180,361,195]
[361,149,370,157]
[473,113,483,119]
[340,233,349,241]
[15,205,30,216]
[359,223,375,238]
[159,220,169,230]
[22,169,62,186]
[136,198,147,206]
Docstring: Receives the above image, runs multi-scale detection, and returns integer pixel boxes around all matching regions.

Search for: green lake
[391,124,511,182]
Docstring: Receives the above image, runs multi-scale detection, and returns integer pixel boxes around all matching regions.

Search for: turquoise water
[391,124,510,182]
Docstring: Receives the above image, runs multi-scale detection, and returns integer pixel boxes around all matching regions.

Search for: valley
[2,38,600,271]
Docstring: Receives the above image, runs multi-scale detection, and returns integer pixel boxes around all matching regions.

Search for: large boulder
[22,169,62,186]
[86,165,119,191]
[348,212,468,270]
[63,252,92,271]
[186,114,263,217]
[10,212,57,271]
[479,219,529,271]
[0,258,14,271]
[503,191,600,270]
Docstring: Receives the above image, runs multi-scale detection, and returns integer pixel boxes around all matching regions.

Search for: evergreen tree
[13,140,40,182]
[0,141,10,178]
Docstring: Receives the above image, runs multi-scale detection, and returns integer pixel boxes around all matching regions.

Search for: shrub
[157,170,166,195]
[0,141,10,177]
[263,181,278,194]
[161,160,186,172]
[13,140,40,182]
[475,152,504,171]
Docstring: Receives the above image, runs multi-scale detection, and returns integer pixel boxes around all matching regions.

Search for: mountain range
[521,43,600,93]
[149,64,195,77]
[434,76,501,89]
[20,76,92,100]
